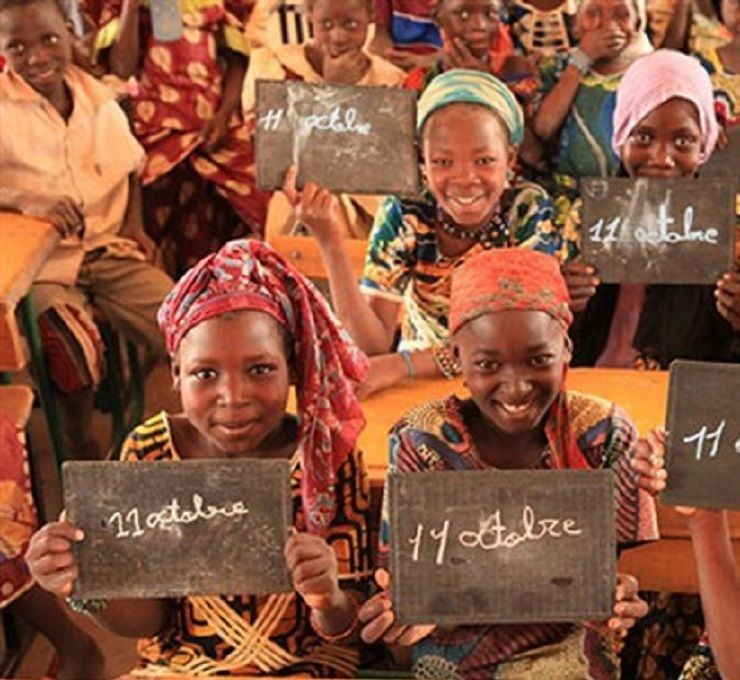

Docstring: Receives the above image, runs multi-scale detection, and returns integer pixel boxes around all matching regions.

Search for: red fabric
[157,239,369,533]
[450,248,572,335]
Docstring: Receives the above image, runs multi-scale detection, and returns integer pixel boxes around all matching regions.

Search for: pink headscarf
[612,49,720,164]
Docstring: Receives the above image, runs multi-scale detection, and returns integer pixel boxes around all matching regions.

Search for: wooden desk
[359,367,668,482]
[0,213,59,371]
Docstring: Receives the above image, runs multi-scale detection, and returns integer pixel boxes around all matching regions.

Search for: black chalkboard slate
[255,79,420,195]
[389,469,616,626]
[580,177,736,284]
[701,126,740,184]
[63,459,293,599]
[663,360,740,510]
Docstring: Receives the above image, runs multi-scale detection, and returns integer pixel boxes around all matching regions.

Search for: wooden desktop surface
[0,213,59,371]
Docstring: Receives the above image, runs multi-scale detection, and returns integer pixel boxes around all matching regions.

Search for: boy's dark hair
[0,0,67,20]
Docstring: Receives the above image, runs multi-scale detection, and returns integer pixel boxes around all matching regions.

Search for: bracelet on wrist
[432,344,461,380]
[310,590,359,642]
[66,597,109,615]
[399,350,416,378]
[568,46,593,75]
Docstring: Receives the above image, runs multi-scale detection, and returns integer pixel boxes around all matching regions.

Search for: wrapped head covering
[417,68,524,146]
[158,240,369,533]
[450,248,572,335]
[612,49,719,164]
[449,248,589,471]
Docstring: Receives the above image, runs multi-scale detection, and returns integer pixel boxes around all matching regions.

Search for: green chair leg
[18,295,68,469]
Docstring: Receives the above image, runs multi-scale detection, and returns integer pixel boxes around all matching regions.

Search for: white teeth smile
[498,402,533,415]
[450,196,484,206]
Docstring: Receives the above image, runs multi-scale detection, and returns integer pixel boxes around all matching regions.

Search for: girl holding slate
[357,247,659,678]
[564,50,740,369]
[242,0,406,240]
[286,69,570,397]
[25,240,378,677]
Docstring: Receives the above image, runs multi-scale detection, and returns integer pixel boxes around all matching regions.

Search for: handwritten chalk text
[259,106,372,135]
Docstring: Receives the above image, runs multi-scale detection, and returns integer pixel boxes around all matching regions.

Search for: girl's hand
[715,271,740,332]
[285,533,342,612]
[445,38,489,72]
[358,568,435,645]
[578,27,629,62]
[282,166,343,247]
[25,520,83,597]
[199,110,230,153]
[630,427,667,496]
[562,261,599,312]
[607,573,648,633]
[322,50,370,85]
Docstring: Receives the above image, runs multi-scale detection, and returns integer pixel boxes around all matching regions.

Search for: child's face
[454,310,568,437]
[621,98,703,179]
[574,0,637,46]
[436,0,501,58]
[720,0,739,35]
[174,311,292,457]
[309,0,371,59]
[0,1,72,99]
[422,103,514,228]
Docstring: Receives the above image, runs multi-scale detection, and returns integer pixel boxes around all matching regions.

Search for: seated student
[357,247,659,678]
[0,411,104,680]
[243,0,406,240]
[532,0,653,220]
[286,69,567,396]
[25,239,375,677]
[564,49,740,369]
[370,0,443,71]
[0,0,172,460]
[80,0,258,277]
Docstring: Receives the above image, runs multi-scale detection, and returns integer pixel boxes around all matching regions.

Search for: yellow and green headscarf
[416,68,524,146]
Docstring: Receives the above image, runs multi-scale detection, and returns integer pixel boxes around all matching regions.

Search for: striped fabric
[374,0,442,53]
[378,392,659,679]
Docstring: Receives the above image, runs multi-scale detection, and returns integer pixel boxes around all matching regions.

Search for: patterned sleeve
[533,53,566,110]
[359,196,416,302]
[603,404,659,547]
[506,181,570,262]
[326,449,374,593]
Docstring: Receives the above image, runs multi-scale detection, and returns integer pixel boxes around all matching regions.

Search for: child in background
[357,248,659,678]
[565,49,739,370]
[695,0,740,131]
[82,0,261,277]
[370,0,443,70]
[532,0,652,215]
[25,239,376,676]
[287,69,567,397]
[0,0,172,460]
[243,0,406,240]
[0,411,104,679]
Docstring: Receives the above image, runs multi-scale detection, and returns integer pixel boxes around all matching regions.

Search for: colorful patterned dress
[0,413,37,610]
[83,0,267,276]
[696,45,740,129]
[359,184,569,351]
[506,0,576,58]
[121,411,374,677]
[378,392,659,679]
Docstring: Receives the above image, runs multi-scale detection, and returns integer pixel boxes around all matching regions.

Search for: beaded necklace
[436,208,509,249]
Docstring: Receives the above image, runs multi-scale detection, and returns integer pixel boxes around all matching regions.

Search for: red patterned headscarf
[450,249,590,470]
[157,240,369,533]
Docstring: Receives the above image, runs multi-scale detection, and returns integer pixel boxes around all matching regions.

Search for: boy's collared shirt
[0,65,145,286]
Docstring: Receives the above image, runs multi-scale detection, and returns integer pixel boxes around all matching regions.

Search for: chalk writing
[108,494,250,539]
[682,420,728,461]
[588,204,718,246]
[259,105,371,135]
[408,505,582,566]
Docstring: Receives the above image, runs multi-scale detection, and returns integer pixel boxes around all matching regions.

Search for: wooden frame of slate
[389,469,616,626]
[580,177,735,284]
[662,360,740,510]
[255,79,419,195]
[63,459,292,599]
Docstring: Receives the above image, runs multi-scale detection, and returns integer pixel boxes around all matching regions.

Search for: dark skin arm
[109,0,141,79]
[120,173,156,261]
[24,520,172,638]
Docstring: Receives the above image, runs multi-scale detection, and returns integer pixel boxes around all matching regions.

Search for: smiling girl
[357,247,660,678]
[288,69,568,396]
[25,240,377,677]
